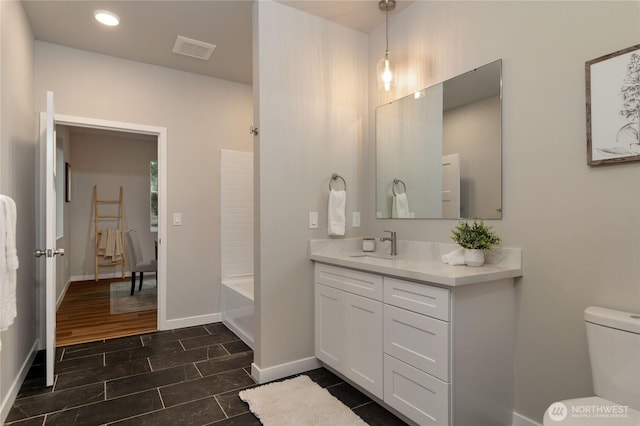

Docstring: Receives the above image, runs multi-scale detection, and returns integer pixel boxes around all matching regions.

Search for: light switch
[173,212,182,226]
[309,212,318,229]
[352,212,361,228]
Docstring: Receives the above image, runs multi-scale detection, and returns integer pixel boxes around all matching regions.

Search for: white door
[36,91,62,386]
[442,153,460,218]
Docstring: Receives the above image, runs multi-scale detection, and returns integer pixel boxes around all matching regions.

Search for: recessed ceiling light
[94,10,120,27]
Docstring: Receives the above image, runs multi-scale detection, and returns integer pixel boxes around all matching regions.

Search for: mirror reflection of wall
[375,59,502,220]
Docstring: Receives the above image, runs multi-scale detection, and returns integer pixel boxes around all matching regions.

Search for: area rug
[110,280,157,314]
[238,375,367,426]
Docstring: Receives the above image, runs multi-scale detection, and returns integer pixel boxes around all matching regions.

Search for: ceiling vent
[172,35,216,61]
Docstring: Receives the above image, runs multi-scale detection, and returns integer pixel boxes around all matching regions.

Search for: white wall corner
[512,411,542,426]
[0,340,39,424]
[251,357,322,384]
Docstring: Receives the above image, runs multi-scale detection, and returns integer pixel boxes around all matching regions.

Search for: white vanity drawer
[315,263,383,301]
[383,277,450,321]
[384,354,450,426]
[384,304,449,381]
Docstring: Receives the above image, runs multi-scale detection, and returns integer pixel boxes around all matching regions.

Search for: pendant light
[377,0,396,92]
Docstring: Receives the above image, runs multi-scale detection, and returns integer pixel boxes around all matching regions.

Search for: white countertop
[309,238,523,287]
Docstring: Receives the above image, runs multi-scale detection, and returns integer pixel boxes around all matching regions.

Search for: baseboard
[513,411,542,426]
[161,312,222,331]
[56,279,71,311]
[251,356,321,384]
[0,340,38,424]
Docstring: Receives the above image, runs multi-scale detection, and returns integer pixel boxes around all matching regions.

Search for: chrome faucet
[380,230,397,256]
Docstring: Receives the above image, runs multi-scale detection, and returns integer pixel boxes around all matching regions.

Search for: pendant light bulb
[377,0,396,92]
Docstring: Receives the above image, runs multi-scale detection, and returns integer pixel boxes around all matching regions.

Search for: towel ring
[329,173,347,191]
[392,178,406,196]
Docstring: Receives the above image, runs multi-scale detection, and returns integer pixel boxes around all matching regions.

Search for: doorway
[43,113,167,347]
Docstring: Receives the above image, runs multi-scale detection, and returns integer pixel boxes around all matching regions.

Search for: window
[150,160,158,232]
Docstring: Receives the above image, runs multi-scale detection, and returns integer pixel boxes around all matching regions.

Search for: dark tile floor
[7,323,407,425]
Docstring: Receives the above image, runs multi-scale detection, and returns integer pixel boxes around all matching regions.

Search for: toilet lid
[543,397,640,426]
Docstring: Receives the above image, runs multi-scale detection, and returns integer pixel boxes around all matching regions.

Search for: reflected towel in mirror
[328,189,346,236]
[392,193,410,218]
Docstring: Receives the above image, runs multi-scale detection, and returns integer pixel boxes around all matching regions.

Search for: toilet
[543,306,640,425]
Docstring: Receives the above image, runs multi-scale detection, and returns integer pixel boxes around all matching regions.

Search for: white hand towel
[392,193,410,218]
[328,189,346,236]
[441,247,465,266]
[0,195,19,348]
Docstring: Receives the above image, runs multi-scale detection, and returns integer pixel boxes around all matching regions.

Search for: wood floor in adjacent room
[56,278,157,347]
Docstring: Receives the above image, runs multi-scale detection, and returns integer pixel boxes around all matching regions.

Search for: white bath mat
[239,375,367,426]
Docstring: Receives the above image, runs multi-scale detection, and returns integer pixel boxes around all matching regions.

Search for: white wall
[0,1,37,422]
[253,1,368,372]
[68,131,158,281]
[35,42,253,323]
[365,1,640,422]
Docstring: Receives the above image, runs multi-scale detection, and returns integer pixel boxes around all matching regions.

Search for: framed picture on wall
[586,43,640,166]
[65,162,71,202]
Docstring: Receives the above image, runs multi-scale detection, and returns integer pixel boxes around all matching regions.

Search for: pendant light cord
[385,0,390,56]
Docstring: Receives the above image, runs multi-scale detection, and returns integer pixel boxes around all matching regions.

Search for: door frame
[37,113,168,347]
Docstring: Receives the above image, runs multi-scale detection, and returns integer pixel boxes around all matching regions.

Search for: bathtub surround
[220,150,254,281]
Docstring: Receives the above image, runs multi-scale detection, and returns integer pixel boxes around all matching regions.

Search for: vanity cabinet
[314,262,516,426]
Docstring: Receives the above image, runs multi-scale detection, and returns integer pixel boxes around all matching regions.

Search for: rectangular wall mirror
[375,59,502,219]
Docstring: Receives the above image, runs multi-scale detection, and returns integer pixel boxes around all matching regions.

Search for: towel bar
[392,178,406,196]
[329,173,347,191]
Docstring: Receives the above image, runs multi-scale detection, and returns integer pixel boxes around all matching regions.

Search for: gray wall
[253,1,368,370]
[0,1,37,422]
[365,1,640,422]
[35,42,253,324]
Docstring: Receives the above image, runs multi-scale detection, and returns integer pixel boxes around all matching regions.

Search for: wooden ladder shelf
[94,185,126,281]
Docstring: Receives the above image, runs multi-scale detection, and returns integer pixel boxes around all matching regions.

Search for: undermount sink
[349,253,397,261]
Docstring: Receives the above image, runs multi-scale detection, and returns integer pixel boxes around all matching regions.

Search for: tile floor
[6,323,407,425]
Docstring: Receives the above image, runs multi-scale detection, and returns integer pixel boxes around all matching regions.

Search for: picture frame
[65,162,71,202]
[586,43,640,166]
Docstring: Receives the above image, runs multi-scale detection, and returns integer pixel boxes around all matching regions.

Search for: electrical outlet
[352,212,361,228]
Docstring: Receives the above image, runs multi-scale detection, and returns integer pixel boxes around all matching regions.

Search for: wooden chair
[126,229,157,296]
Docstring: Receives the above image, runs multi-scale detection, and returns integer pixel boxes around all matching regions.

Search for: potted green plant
[450,220,501,266]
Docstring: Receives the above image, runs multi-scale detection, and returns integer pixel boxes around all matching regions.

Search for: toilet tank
[585,306,640,411]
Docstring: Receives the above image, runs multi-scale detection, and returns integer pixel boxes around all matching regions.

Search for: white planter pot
[464,249,485,267]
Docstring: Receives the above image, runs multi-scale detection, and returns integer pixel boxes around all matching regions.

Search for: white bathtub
[221,276,254,349]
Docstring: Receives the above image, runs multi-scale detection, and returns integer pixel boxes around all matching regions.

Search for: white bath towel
[328,189,346,236]
[441,247,465,266]
[0,195,19,349]
[392,193,410,218]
